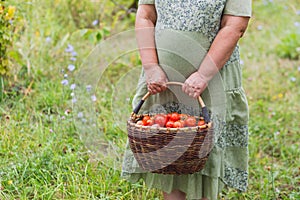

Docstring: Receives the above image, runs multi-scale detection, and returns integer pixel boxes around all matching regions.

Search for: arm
[135,5,168,94]
[183,15,250,98]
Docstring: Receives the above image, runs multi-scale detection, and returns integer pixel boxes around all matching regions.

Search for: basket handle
[132,81,211,123]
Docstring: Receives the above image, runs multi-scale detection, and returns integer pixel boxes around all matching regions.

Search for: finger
[147,87,153,94]
[149,88,158,95]
[147,84,155,94]
[188,87,195,95]
[182,83,189,94]
[149,84,161,94]
[160,84,167,91]
[188,92,194,98]
[153,83,166,93]
[193,92,199,99]
[160,80,168,88]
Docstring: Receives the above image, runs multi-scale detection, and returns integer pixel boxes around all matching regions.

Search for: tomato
[136,120,144,126]
[165,121,174,128]
[198,119,206,126]
[173,120,184,128]
[142,115,149,125]
[142,115,150,123]
[146,119,154,126]
[167,113,172,121]
[179,114,188,120]
[170,112,180,122]
[184,116,196,127]
[154,114,167,127]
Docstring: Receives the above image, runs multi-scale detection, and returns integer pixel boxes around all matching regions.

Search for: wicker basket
[127,82,214,175]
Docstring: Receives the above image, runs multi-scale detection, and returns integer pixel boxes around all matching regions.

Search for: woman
[122,0,251,199]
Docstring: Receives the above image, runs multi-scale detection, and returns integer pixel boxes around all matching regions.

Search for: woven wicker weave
[127,82,214,175]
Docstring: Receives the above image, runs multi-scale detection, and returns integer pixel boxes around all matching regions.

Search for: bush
[0,3,16,76]
[276,32,300,60]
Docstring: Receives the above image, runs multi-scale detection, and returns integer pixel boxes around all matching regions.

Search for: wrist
[143,63,160,70]
[196,71,210,84]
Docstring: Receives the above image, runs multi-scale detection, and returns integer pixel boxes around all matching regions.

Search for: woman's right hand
[144,64,168,95]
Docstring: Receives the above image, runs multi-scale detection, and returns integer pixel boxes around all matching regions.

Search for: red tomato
[180,120,185,126]
[198,119,206,126]
[154,114,167,127]
[165,121,174,128]
[179,114,188,120]
[173,121,184,128]
[142,115,150,123]
[136,120,144,126]
[167,113,172,121]
[184,116,196,127]
[146,119,154,126]
[142,116,149,125]
[170,112,180,122]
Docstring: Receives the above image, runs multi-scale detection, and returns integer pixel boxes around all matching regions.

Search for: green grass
[0,0,300,199]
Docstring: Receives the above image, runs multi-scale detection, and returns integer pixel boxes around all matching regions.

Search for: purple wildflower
[86,85,92,92]
[71,51,77,57]
[72,98,77,103]
[77,112,83,118]
[92,20,99,26]
[70,57,77,61]
[91,95,97,102]
[61,79,69,85]
[65,44,74,53]
[68,64,75,72]
[70,83,76,90]
[257,25,263,31]
[46,36,52,43]
[290,77,296,82]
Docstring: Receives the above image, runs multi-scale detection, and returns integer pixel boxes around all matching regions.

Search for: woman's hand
[144,64,168,95]
[183,71,208,98]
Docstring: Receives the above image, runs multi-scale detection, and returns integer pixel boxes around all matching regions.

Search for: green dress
[122,0,252,199]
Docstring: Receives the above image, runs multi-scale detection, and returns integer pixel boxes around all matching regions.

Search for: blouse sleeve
[224,0,252,17]
[138,0,155,5]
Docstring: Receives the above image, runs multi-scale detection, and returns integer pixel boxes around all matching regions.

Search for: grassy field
[0,0,299,199]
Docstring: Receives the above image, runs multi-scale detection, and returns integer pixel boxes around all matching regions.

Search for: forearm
[198,16,250,82]
[135,5,158,69]
[197,28,240,81]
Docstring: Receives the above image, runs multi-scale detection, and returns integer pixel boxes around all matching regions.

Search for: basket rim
[127,120,212,131]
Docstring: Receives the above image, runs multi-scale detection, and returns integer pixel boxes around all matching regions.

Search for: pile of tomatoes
[135,112,206,128]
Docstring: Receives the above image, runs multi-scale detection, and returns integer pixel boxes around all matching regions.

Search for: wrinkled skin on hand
[144,64,168,95]
[183,71,208,98]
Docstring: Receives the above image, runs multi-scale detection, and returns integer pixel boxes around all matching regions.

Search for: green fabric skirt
[121,30,249,200]
[128,173,224,200]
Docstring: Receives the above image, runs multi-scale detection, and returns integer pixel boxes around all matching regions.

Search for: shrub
[0,3,16,76]
[275,32,300,60]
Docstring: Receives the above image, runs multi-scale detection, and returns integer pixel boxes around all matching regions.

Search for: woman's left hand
[182,71,208,98]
